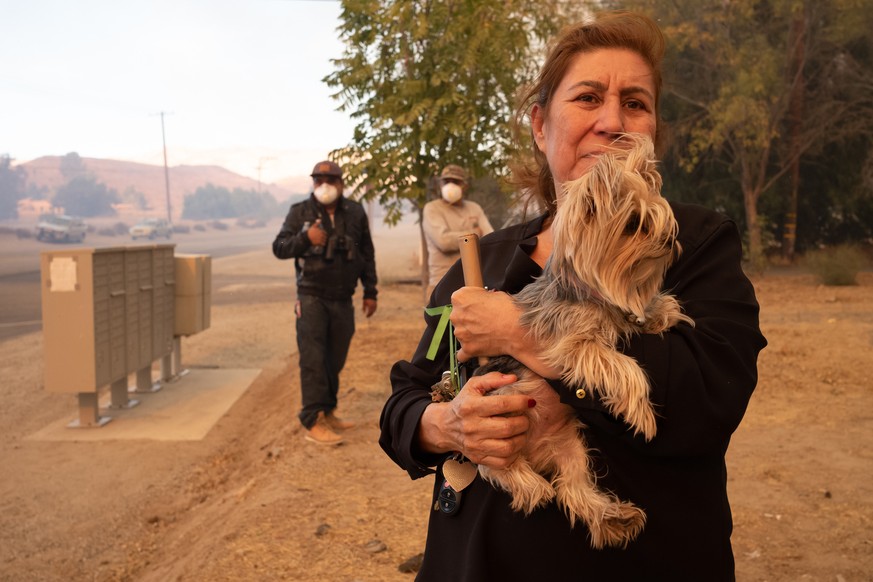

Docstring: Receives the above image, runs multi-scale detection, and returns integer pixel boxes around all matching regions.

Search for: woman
[380,11,766,580]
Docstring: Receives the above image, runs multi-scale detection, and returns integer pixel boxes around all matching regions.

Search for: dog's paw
[600,365,658,440]
[643,294,693,334]
[624,398,657,441]
[588,501,647,549]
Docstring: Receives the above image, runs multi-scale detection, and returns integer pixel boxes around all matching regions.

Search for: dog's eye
[624,215,641,235]
[624,214,650,236]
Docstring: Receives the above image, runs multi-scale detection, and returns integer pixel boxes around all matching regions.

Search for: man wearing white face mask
[272,160,378,445]
[422,164,494,298]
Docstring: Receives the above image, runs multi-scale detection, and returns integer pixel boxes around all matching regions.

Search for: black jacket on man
[272,194,377,301]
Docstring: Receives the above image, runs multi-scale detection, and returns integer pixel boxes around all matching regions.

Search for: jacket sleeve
[554,207,767,457]
[379,263,468,478]
[358,209,378,300]
[381,327,453,478]
[272,203,312,259]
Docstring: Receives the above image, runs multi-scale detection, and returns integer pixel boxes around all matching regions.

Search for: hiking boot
[304,414,343,446]
[325,411,355,431]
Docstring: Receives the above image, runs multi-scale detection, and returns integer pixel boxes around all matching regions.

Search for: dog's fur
[475,134,693,549]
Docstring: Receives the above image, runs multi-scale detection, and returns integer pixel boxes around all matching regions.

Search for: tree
[59,152,88,180]
[328,1,534,220]
[325,0,578,287]
[53,176,119,217]
[618,0,873,268]
[0,155,27,220]
[182,184,279,220]
[121,186,150,210]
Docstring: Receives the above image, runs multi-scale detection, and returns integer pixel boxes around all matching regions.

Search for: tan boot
[304,413,343,446]
[325,411,355,431]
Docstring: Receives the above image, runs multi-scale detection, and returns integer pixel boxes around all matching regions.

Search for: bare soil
[0,234,871,581]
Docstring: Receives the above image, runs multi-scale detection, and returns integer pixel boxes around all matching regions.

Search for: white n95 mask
[314,183,339,205]
[441,183,463,204]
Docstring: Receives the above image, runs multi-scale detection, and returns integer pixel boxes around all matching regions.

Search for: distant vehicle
[36,214,87,243]
[130,218,173,240]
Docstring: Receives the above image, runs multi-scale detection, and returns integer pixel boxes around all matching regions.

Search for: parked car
[36,214,87,243]
[129,218,172,240]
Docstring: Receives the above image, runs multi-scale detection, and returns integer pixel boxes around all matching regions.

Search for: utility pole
[155,111,173,223]
[256,157,276,193]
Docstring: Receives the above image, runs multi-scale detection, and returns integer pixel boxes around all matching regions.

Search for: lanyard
[424,304,460,395]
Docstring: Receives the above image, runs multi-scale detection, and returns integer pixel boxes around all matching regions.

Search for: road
[0,223,281,342]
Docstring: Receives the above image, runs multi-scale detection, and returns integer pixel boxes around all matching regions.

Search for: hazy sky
[1,0,355,183]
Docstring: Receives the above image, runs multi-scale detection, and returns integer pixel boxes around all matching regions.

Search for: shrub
[15,228,33,239]
[112,222,129,235]
[804,244,868,286]
[172,224,191,234]
[193,224,207,232]
[97,227,118,236]
[209,220,229,231]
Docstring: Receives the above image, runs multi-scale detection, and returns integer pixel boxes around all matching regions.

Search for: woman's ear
[531,104,546,152]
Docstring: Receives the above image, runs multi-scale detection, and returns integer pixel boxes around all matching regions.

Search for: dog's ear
[622,133,662,194]
[560,178,597,220]
[579,186,597,218]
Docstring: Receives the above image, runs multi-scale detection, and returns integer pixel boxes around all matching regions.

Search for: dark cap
[310,160,343,178]
[440,164,468,183]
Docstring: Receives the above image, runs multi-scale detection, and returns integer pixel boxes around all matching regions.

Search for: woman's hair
[509,11,666,212]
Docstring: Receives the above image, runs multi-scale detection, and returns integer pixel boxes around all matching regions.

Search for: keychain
[436,453,478,516]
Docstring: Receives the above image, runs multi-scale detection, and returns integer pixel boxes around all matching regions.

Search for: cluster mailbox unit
[40,245,211,427]
[171,253,212,374]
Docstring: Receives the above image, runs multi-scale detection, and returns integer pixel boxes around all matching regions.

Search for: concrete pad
[26,368,261,442]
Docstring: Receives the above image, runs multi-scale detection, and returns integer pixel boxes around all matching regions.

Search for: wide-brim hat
[311,160,343,178]
[440,164,468,183]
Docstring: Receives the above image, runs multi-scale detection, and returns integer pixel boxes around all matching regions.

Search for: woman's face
[532,48,657,200]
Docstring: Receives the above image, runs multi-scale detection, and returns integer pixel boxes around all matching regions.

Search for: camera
[325,234,355,261]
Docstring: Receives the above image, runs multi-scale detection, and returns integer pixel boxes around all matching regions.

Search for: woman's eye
[576,93,597,103]
[625,100,649,111]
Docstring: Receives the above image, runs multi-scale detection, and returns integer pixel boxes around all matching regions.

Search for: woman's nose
[595,99,624,135]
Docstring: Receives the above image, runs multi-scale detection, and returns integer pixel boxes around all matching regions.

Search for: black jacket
[379,202,767,581]
[272,195,377,301]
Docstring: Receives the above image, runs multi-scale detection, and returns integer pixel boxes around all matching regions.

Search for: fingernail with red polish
[528,399,537,408]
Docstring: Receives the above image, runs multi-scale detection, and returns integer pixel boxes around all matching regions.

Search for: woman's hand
[417,372,535,469]
[451,287,562,379]
[451,288,521,360]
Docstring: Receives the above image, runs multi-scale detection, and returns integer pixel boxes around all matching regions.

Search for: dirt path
[0,242,871,581]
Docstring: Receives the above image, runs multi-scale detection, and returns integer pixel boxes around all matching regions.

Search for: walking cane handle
[459,233,484,287]
[458,233,488,366]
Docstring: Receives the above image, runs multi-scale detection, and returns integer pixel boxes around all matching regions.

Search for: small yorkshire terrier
[476,133,693,549]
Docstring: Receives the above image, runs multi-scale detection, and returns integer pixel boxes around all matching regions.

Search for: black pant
[295,294,355,429]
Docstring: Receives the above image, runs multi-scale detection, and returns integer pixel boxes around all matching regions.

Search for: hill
[20,156,309,221]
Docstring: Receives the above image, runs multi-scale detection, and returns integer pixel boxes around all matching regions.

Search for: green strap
[424,305,452,361]
[425,304,460,394]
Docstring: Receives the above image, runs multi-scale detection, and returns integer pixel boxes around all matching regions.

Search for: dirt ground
[0,229,871,581]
